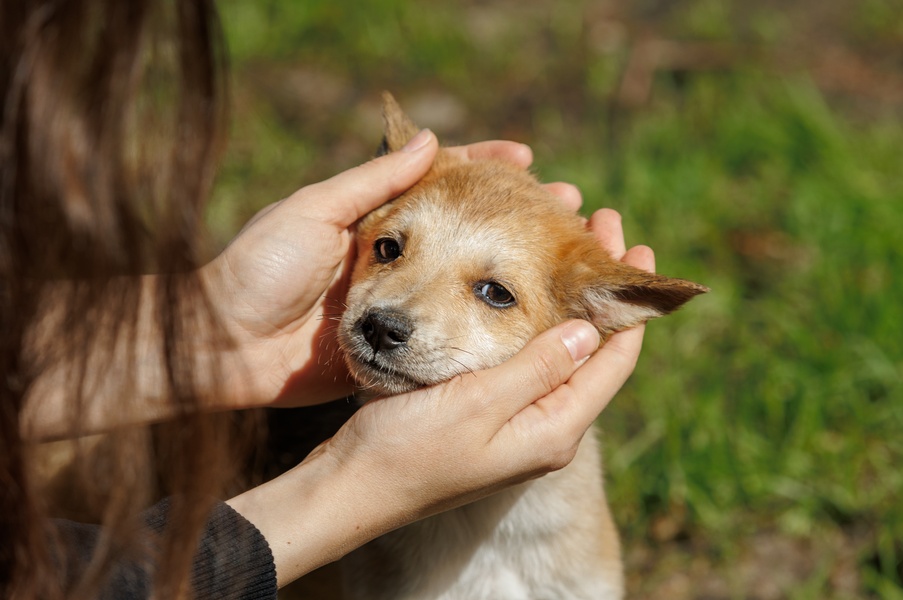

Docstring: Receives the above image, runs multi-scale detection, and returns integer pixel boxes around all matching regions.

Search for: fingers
[589,208,626,259]
[543,182,583,211]
[533,244,656,438]
[283,137,536,228]
[622,244,655,273]
[444,140,533,168]
[445,142,580,211]
[589,209,655,273]
[562,324,646,429]
[457,320,599,423]
[288,129,440,227]
[510,228,655,452]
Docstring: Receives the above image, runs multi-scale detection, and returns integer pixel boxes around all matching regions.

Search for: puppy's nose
[360,310,413,353]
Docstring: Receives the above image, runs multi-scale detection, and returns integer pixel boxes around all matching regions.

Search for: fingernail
[402,129,432,153]
[560,321,599,363]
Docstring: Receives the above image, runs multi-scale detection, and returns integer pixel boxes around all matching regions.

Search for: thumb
[453,320,600,424]
[288,129,438,227]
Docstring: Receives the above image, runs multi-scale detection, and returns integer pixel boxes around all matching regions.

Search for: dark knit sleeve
[54,499,278,599]
[145,499,278,599]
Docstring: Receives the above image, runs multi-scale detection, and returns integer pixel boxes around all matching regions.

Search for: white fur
[584,288,663,332]
[342,434,624,600]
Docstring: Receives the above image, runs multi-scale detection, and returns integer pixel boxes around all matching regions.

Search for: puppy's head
[338,93,707,396]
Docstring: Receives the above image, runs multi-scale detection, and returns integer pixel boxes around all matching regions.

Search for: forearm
[20,274,235,440]
[225,444,407,588]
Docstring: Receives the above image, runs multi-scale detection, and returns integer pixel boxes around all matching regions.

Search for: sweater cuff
[145,499,278,600]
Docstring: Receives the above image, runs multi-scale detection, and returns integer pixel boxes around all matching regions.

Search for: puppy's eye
[475,281,516,308]
[374,238,402,263]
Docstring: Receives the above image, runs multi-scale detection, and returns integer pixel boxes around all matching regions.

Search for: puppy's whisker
[448,346,475,357]
[448,357,476,377]
[322,296,349,309]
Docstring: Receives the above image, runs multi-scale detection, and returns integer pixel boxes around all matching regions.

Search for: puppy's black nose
[360,310,412,353]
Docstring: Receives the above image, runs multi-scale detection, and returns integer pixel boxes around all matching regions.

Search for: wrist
[226,441,405,587]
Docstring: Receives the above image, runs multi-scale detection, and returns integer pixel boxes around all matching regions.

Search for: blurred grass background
[213,1,903,598]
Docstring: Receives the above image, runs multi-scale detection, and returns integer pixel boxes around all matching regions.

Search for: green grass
[592,75,903,595]
[214,1,903,596]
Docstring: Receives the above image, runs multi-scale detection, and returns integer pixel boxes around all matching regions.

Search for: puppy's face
[338,94,707,396]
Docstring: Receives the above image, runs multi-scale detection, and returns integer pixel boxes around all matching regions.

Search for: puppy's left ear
[567,253,708,339]
[376,91,421,156]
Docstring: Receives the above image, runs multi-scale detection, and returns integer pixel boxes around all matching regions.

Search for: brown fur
[330,94,707,599]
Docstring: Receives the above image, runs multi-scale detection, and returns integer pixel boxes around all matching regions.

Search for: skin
[219,132,654,586]
[24,129,653,587]
[203,131,554,409]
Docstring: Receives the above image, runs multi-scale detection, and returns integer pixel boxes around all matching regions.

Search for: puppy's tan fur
[336,94,706,600]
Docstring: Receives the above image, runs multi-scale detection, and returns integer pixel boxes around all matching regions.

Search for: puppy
[336,93,707,600]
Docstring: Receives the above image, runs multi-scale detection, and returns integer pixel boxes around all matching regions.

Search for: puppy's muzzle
[359,309,413,353]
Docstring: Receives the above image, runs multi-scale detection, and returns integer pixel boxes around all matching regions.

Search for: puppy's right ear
[376,92,421,156]
[565,249,709,339]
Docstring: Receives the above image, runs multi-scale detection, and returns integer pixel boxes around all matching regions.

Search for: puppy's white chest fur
[342,434,623,600]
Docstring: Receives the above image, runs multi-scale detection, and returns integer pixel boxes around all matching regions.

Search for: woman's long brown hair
[1,1,245,597]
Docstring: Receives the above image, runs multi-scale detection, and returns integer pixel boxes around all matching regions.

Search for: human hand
[227,208,653,586]
[326,207,654,514]
[203,132,585,410]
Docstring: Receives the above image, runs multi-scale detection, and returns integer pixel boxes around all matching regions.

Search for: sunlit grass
[579,75,903,593]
